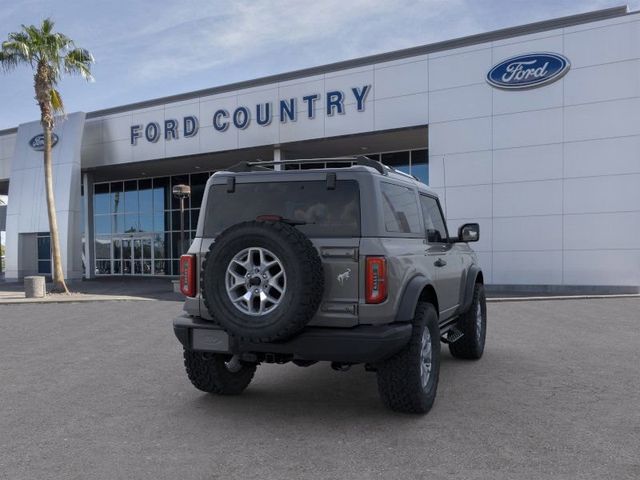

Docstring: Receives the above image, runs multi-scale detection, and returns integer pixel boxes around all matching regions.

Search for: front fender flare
[459,265,483,314]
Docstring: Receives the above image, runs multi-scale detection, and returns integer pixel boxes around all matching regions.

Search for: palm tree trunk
[43,126,68,293]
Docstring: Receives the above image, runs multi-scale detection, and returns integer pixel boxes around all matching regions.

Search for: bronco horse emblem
[337,268,351,285]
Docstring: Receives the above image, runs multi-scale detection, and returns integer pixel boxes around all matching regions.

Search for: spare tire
[201,221,324,342]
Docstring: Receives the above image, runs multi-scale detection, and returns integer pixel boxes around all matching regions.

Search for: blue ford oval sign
[487,53,570,90]
[29,133,59,151]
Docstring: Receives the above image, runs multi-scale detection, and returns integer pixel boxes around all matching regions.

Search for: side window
[419,195,448,243]
[380,182,421,234]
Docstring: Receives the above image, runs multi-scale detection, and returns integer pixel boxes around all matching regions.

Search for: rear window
[203,180,360,237]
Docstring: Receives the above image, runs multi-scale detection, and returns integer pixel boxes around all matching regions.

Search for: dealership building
[0,5,639,292]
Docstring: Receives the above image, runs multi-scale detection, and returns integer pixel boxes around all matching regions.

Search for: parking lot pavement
[1,298,639,480]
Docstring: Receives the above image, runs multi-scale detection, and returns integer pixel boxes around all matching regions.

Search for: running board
[441,327,464,344]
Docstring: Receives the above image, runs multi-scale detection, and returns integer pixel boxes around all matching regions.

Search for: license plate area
[191,329,230,352]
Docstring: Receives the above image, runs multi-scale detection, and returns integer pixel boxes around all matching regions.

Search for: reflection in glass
[121,240,132,260]
[95,215,111,235]
[154,234,166,259]
[153,212,166,232]
[124,180,138,212]
[112,214,124,234]
[139,213,153,232]
[94,183,110,214]
[139,179,153,213]
[153,177,170,211]
[111,182,123,214]
[124,213,139,232]
[95,237,111,259]
[113,238,122,260]
[96,260,111,274]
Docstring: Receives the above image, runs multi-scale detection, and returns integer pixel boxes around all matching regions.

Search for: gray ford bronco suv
[173,157,486,414]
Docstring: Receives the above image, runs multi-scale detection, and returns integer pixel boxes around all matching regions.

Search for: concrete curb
[487,293,640,303]
[0,295,155,305]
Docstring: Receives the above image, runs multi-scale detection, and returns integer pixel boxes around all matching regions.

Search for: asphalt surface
[1,298,639,480]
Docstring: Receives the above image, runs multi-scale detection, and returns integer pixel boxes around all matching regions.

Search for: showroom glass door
[112,236,154,275]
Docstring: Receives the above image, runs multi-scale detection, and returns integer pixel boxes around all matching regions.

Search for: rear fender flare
[395,276,434,323]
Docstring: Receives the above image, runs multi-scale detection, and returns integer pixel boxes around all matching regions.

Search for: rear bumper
[173,315,412,364]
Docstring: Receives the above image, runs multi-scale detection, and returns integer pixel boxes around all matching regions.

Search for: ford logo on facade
[29,133,59,151]
[487,53,570,90]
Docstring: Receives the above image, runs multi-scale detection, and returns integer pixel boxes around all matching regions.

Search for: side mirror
[458,223,480,242]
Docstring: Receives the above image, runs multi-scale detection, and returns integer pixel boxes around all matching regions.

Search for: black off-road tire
[183,350,256,395]
[201,221,324,342]
[449,283,487,360]
[376,302,441,414]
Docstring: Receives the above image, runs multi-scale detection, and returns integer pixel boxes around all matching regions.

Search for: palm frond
[50,88,64,113]
[64,47,94,81]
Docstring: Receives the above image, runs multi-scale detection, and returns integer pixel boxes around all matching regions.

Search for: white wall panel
[102,113,133,143]
[564,20,640,68]
[493,215,563,251]
[492,80,564,116]
[82,119,102,146]
[564,211,640,250]
[429,48,492,91]
[374,60,428,100]
[493,108,562,149]
[324,69,374,106]
[475,251,493,284]
[279,116,325,144]
[493,251,563,284]
[440,150,492,187]
[373,93,428,131]
[564,174,640,214]
[199,125,238,153]
[429,116,491,155]
[444,184,492,220]
[564,98,640,142]
[563,250,640,286]
[238,118,280,149]
[564,135,640,178]
[564,59,640,106]
[493,143,563,183]
[429,83,491,123]
[493,180,563,217]
[492,34,563,60]
[325,103,374,138]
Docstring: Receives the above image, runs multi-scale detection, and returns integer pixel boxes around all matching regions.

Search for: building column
[83,172,94,279]
[273,147,283,171]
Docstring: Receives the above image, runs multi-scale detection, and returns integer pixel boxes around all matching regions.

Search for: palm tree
[0,18,93,293]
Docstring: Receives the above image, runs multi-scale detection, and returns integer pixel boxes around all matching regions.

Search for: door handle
[434,258,447,267]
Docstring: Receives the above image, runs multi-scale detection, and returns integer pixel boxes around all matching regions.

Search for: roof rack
[226,156,386,174]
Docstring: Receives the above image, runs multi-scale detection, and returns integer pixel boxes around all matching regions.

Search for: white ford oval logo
[29,133,59,151]
[487,53,570,90]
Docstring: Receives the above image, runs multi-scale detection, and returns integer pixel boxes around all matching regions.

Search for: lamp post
[172,184,191,256]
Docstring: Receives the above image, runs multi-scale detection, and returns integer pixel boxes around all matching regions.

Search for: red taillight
[180,254,197,297]
[365,256,387,304]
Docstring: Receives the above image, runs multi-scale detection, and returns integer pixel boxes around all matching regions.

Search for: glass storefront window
[94,183,110,214]
[139,179,153,213]
[124,180,138,212]
[95,215,111,235]
[153,177,170,211]
[111,182,123,214]
[190,173,209,209]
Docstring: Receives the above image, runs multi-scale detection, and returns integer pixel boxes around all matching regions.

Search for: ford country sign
[487,53,570,90]
[29,133,59,151]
